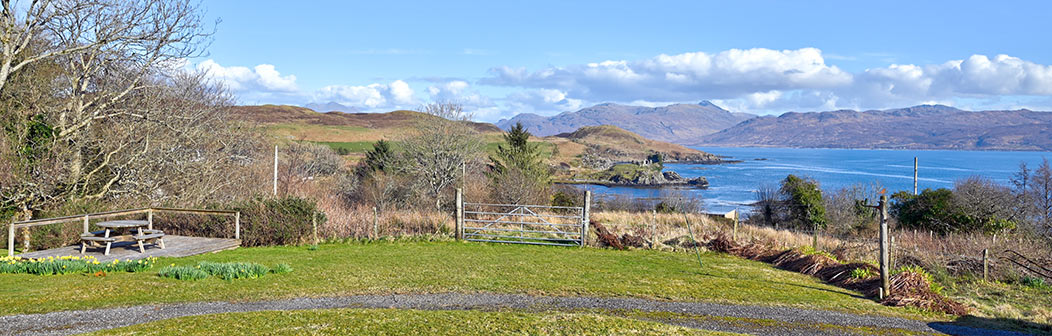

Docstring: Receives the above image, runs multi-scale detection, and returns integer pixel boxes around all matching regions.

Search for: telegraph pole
[913,157,918,195]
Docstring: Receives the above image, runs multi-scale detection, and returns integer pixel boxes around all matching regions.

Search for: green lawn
[87,309,740,336]
[0,241,934,319]
[310,140,391,154]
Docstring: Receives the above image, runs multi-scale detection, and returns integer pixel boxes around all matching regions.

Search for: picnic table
[80,220,165,255]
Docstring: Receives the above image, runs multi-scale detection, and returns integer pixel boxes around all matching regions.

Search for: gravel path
[0,293,1032,336]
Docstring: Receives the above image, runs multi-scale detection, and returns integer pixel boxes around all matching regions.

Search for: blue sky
[194,0,1052,121]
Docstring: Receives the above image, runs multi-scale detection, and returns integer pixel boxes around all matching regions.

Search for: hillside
[229,106,723,182]
[696,105,1052,151]
[497,101,755,144]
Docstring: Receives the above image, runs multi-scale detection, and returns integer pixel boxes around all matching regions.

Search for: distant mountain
[697,105,1052,151]
[497,101,755,144]
[304,101,359,113]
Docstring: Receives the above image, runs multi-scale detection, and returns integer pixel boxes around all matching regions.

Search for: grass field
[87,309,740,336]
[0,241,933,319]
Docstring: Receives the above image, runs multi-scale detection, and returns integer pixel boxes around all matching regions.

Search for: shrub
[158,265,209,281]
[780,175,826,231]
[158,196,322,247]
[272,263,294,274]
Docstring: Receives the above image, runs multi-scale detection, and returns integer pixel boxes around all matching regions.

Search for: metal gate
[455,191,591,247]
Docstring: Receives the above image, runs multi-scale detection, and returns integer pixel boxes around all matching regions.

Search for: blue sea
[572,147,1052,214]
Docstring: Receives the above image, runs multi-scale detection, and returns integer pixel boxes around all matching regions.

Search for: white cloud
[426,80,496,116]
[312,80,417,109]
[196,59,298,93]
[506,89,583,115]
[484,49,1052,115]
[482,48,851,102]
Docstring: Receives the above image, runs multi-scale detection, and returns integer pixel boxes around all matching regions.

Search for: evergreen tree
[363,140,393,173]
[780,174,826,230]
[489,122,548,183]
[488,122,550,204]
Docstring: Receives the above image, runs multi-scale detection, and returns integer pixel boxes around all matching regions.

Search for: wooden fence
[8,207,240,257]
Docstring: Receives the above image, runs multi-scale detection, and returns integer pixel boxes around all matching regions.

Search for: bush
[159,196,322,247]
[850,267,874,279]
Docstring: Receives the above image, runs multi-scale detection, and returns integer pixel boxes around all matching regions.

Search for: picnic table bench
[80,220,165,255]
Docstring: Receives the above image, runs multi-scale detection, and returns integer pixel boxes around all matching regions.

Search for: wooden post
[455,188,463,240]
[913,157,918,195]
[273,145,279,196]
[650,210,657,249]
[234,212,241,240]
[372,206,379,239]
[982,248,989,282]
[147,209,154,230]
[812,224,819,251]
[581,191,591,247]
[7,222,13,257]
[733,208,739,241]
[312,211,319,245]
[83,214,90,234]
[879,195,890,298]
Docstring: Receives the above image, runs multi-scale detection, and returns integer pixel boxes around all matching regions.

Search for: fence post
[234,212,241,240]
[733,208,739,241]
[455,188,463,240]
[812,224,819,251]
[312,211,319,246]
[7,222,13,257]
[879,195,891,298]
[147,209,154,231]
[83,214,90,234]
[982,248,989,282]
[581,191,591,247]
[372,207,379,239]
[650,210,657,249]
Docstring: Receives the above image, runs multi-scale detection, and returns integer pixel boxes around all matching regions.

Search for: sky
[193,0,1052,122]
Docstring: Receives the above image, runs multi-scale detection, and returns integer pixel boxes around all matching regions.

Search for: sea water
[572,147,1052,214]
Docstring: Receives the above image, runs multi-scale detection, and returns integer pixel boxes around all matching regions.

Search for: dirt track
[0,293,1033,336]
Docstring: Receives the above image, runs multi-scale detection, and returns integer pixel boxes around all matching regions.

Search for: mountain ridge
[497,101,756,144]
[697,105,1052,151]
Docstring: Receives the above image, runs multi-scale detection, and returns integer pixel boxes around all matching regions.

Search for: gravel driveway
[0,293,1033,336]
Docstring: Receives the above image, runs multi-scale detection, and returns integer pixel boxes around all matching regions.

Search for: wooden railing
[7,207,240,257]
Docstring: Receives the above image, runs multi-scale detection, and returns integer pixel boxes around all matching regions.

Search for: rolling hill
[497,101,755,144]
[228,105,724,178]
[696,105,1052,151]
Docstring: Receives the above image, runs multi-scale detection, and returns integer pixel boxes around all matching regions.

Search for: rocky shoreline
[559,171,709,189]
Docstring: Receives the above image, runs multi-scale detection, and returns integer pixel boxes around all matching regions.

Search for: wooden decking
[16,236,240,263]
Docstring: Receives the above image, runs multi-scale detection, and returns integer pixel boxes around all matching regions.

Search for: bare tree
[400,102,483,209]
[276,142,343,196]
[0,0,213,92]
[0,1,241,219]
[752,183,781,228]
[1031,158,1052,235]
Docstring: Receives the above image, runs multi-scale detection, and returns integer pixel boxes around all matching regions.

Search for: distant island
[500,102,1052,151]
